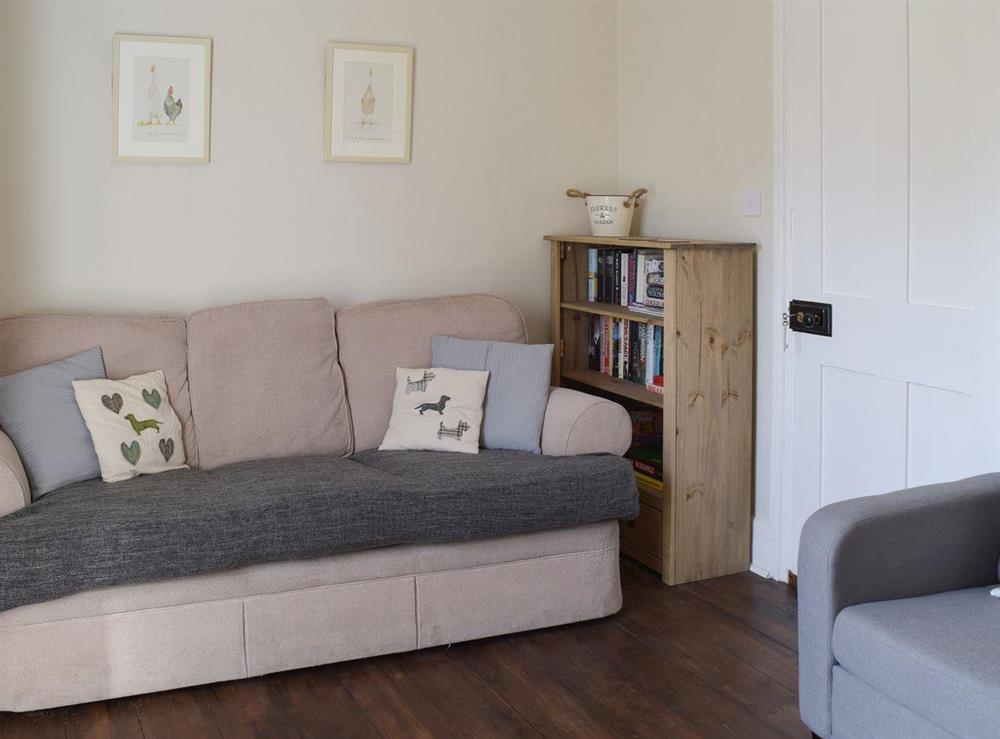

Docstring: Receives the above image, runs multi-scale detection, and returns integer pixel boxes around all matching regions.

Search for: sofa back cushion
[187,299,351,469]
[0,314,197,467]
[337,295,527,451]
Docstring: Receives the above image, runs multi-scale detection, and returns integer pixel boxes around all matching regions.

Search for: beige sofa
[0,294,631,712]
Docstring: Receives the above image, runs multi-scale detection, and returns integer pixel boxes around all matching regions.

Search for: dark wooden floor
[0,559,807,738]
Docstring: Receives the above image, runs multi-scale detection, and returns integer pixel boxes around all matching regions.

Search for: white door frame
[755,0,796,581]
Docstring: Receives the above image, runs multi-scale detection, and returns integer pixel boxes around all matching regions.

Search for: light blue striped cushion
[0,347,105,498]
[432,336,553,454]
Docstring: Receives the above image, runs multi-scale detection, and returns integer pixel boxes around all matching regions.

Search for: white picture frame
[112,34,212,163]
[324,42,413,163]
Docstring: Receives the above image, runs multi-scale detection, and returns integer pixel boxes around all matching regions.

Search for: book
[622,320,630,379]
[609,318,622,377]
[628,447,663,479]
[642,253,665,308]
[587,249,598,302]
[635,252,646,305]
[632,458,663,481]
[637,323,647,383]
[628,251,637,308]
[613,252,622,305]
[643,326,657,386]
[637,252,663,308]
[597,249,606,301]
[629,408,662,447]
[634,472,664,492]
[628,302,662,317]
[588,316,599,370]
[602,316,612,374]
[618,251,628,308]
[602,250,615,302]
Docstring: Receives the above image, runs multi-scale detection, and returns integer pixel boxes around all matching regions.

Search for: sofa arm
[798,472,1000,737]
[0,430,29,518]
[540,387,631,456]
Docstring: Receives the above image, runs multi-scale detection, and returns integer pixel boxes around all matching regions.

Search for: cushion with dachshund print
[73,370,188,483]
[379,367,489,454]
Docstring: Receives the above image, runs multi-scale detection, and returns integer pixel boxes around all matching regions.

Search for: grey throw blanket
[0,449,637,613]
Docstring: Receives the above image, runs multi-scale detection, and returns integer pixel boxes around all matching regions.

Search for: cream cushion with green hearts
[72,370,188,482]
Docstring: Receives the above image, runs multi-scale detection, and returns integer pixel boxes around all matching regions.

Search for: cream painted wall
[617,1,776,571]
[0,1,620,341]
[2,0,782,573]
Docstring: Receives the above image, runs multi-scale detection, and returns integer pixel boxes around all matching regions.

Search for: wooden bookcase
[546,235,756,585]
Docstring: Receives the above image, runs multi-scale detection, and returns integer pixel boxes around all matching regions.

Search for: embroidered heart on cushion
[142,389,161,409]
[101,393,123,414]
[159,438,174,462]
[120,441,141,466]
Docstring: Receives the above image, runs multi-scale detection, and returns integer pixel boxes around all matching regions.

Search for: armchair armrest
[798,472,1000,737]
[0,429,29,518]
[540,387,631,456]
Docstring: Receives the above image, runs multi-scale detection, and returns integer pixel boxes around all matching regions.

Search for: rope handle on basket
[566,188,590,199]
[623,188,648,209]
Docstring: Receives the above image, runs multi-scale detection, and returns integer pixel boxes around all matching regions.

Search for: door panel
[909,1,977,310]
[820,367,907,506]
[821,0,908,301]
[907,384,978,488]
[783,0,1000,574]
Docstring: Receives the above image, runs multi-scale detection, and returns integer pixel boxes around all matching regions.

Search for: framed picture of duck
[324,42,414,163]
[112,34,213,163]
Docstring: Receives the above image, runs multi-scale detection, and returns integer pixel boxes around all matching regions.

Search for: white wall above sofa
[0,1,620,341]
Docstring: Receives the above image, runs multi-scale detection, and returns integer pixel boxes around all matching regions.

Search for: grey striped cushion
[0,347,105,498]
[432,336,553,453]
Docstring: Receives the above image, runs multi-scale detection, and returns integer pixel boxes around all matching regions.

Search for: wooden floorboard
[0,558,809,739]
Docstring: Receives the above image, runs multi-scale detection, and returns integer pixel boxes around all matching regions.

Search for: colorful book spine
[644,325,658,386]
[645,254,665,308]
[611,319,622,377]
[587,249,598,302]
[613,253,621,305]
[588,316,598,370]
[602,316,611,374]
[618,251,628,307]
[637,324,647,383]
[634,472,664,491]
[622,320,630,379]
[636,252,647,305]
[655,326,663,377]
[628,252,637,307]
[631,457,662,479]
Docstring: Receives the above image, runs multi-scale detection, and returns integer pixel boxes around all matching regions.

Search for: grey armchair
[798,473,1000,738]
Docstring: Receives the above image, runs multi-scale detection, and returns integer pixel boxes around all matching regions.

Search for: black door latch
[784,300,832,337]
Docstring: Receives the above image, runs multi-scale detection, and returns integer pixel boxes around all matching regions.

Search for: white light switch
[741,189,762,217]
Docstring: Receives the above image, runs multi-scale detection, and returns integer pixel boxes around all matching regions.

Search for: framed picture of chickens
[112,34,212,163]
[324,42,414,163]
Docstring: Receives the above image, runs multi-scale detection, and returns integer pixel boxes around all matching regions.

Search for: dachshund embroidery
[437,420,470,441]
[405,371,436,394]
[124,413,162,435]
[415,395,451,415]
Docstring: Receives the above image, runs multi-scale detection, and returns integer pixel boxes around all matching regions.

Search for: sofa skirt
[0,521,621,712]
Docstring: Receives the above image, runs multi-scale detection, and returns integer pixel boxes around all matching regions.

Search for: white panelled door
[781,0,1000,575]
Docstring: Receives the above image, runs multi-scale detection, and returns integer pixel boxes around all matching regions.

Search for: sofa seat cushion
[352,449,637,530]
[0,451,637,614]
[832,586,1000,738]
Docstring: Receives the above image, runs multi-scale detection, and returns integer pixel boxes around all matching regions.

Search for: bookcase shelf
[560,301,664,327]
[547,234,756,586]
[561,369,663,408]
